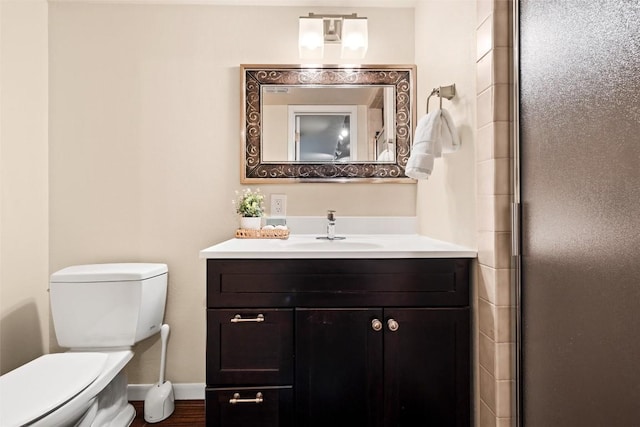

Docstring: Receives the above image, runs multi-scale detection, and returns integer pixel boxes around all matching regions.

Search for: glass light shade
[299,17,324,59]
[341,18,368,59]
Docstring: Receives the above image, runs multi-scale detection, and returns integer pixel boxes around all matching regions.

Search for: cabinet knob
[387,318,399,332]
[229,392,264,404]
[371,318,383,331]
[230,314,265,323]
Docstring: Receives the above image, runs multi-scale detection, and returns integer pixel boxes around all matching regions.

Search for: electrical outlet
[270,194,287,217]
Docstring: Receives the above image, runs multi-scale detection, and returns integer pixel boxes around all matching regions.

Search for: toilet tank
[50,263,168,349]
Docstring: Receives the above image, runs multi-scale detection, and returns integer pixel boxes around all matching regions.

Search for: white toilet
[0,263,168,427]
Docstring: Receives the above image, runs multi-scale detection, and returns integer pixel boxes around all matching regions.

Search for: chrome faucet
[317,210,345,240]
[327,210,336,239]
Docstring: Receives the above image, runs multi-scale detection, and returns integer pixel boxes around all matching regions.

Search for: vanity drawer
[207,308,293,386]
[207,258,470,308]
[206,386,293,427]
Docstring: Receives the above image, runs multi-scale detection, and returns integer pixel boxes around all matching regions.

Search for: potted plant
[234,188,264,230]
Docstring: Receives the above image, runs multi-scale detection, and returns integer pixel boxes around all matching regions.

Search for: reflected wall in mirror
[241,64,416,182]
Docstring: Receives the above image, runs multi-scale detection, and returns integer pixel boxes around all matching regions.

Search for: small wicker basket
[235,228,290,239]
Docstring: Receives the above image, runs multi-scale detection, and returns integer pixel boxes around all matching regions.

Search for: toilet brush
[144,324,175,423]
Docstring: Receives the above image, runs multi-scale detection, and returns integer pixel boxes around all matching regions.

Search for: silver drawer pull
[229,392,263,404]
[371,319,383,331]
[387,318,399,332]
[230,314,265,323]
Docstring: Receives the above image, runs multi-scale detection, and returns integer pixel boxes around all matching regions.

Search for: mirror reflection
[241,65,416,182]
[262,87,396,163]
[295,112,353,162]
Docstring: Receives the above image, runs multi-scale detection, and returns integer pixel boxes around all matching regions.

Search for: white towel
[405,108,460,179]
[439,108,461,153]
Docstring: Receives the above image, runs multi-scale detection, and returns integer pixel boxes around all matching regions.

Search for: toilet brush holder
[144,324,175,423]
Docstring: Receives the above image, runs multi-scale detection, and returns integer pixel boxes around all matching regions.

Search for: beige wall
[48,3,416,384]
[0,0,50,375]
[414,1,477,249]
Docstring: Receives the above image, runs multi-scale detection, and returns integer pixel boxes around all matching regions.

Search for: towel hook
[426,84,456,113]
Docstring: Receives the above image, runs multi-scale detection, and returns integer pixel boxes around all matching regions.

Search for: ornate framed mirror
[241,64,416,183]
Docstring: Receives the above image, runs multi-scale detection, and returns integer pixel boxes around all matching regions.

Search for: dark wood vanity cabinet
[206,258,471,427]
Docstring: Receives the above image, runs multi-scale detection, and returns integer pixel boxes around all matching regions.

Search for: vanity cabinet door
[295,308,384,427]
[207,308,293,386]
[384,308,470,426]
[294,308,470,427]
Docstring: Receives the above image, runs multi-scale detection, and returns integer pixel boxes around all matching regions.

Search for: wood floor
[130,400,205,426]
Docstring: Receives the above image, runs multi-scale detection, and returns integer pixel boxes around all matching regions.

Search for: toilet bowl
[0,263,168,427]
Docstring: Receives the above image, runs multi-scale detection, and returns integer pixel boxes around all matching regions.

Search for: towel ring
[426,84,456,113]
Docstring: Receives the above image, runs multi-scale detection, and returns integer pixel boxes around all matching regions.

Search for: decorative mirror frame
[241,64,417,183]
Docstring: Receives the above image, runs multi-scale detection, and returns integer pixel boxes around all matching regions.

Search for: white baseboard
[128,383,205,401]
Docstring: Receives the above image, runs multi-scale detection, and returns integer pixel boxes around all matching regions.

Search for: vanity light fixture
[298,15,325,59]
[341,16,368,59]
[298,13,368,59]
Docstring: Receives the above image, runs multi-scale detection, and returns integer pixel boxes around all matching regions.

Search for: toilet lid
[0,352,108,426]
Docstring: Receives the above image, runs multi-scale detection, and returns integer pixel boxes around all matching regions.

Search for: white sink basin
[280,239,385,251]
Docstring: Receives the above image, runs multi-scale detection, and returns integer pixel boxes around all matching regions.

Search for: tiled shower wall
[475,0,515,426]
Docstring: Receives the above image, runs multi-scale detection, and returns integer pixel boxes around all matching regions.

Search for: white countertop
[199,234,477,259]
